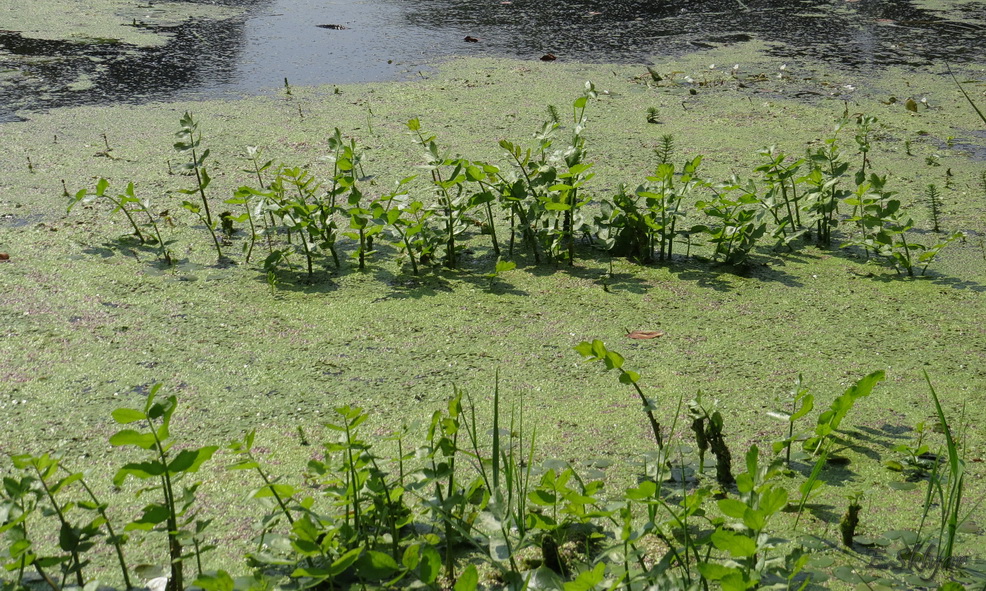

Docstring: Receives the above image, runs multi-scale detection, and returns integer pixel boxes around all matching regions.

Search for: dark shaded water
[1,0,984,118]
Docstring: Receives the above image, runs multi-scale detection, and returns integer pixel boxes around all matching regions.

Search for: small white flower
[779,63,787,70]
[732,64,739,71]
[709,64,716,69]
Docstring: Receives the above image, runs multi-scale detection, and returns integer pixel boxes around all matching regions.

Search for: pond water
[1,0,984,118]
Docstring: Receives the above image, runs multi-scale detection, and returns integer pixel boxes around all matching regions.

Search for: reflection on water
[0,0,984,117]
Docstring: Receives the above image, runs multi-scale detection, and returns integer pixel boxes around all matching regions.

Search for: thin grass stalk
[147,424,183,591]
[499,161,542,263]
[140,208,172,265]
[925,372,964,567]
[31,464,85,587]
[189,147,213,227]
[64,468,134,589]
[107,194,147,243]
[794,441,831,530]
[628,379,664,450]
[947,62,986,127]
[342,418,362,538]
[368,456,401,558]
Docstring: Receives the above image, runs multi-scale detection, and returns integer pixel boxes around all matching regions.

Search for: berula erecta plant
[64,89,975,286]
[6,352,982,590]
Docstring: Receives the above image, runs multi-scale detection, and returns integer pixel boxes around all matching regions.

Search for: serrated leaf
[711,529,757,558]
[563,562,605,591]
[718,498,748,519]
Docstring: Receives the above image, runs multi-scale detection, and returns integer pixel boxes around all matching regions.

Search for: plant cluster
[68,88,968,284]
[2,345,980,591]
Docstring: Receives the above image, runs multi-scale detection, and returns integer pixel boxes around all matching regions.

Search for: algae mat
[1,49,986,579]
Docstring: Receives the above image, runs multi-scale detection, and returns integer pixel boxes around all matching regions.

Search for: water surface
[1,0,984,118]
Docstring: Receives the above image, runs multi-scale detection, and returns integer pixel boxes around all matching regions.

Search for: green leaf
[112,408,147,424]
[603,350,624,370]
[328,547,362,577]
[252,483,297,499]
[717,498,748,519]
[792,394,814,420]
[494,260,516,274]
[58,523,80,552]
[618,370,639,385]
[168,446,218,473]
[884,460,904,472]
[742,507,766,531]
[124,503,170,531]
[113,461,166,486]
[109,429,157,450]
[193,570,234,591]
[711,529,757,558]
[697,562,737,581]
[759,486,788,515]
[564,562,605,591]
[454,564,479,591]
[355,550,399,580]
[418,545,441,584]
[574,341,595,358]
[402,543,420,570]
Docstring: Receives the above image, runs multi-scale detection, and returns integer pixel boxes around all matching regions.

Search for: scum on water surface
[2,0,986,119]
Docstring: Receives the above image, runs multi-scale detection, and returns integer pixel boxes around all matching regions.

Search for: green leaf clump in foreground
[1,362,982,590]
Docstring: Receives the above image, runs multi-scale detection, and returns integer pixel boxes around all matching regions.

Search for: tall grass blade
[924,371,964,567]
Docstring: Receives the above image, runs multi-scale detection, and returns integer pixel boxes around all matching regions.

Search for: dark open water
[1,0,984,118]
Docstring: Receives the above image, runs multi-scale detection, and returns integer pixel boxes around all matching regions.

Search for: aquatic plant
[926,183,944,233]
[768,374,814,471]
[654,133,675,164]
[69,178,173,265]
[373,176,431,274]
[64,91,971,282]
[407,118,472,269]
[596,155,703,262]
[174,112,223,261]
[802,124,851,247]
[574,339,664,451]
[755,145,805,243]
[693,176,768,266]
[557,81,597,265]
[2,365,982,591]
[109,384,218,591]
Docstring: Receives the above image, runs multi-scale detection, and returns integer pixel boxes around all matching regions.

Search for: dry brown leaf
[626,330,664,340]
